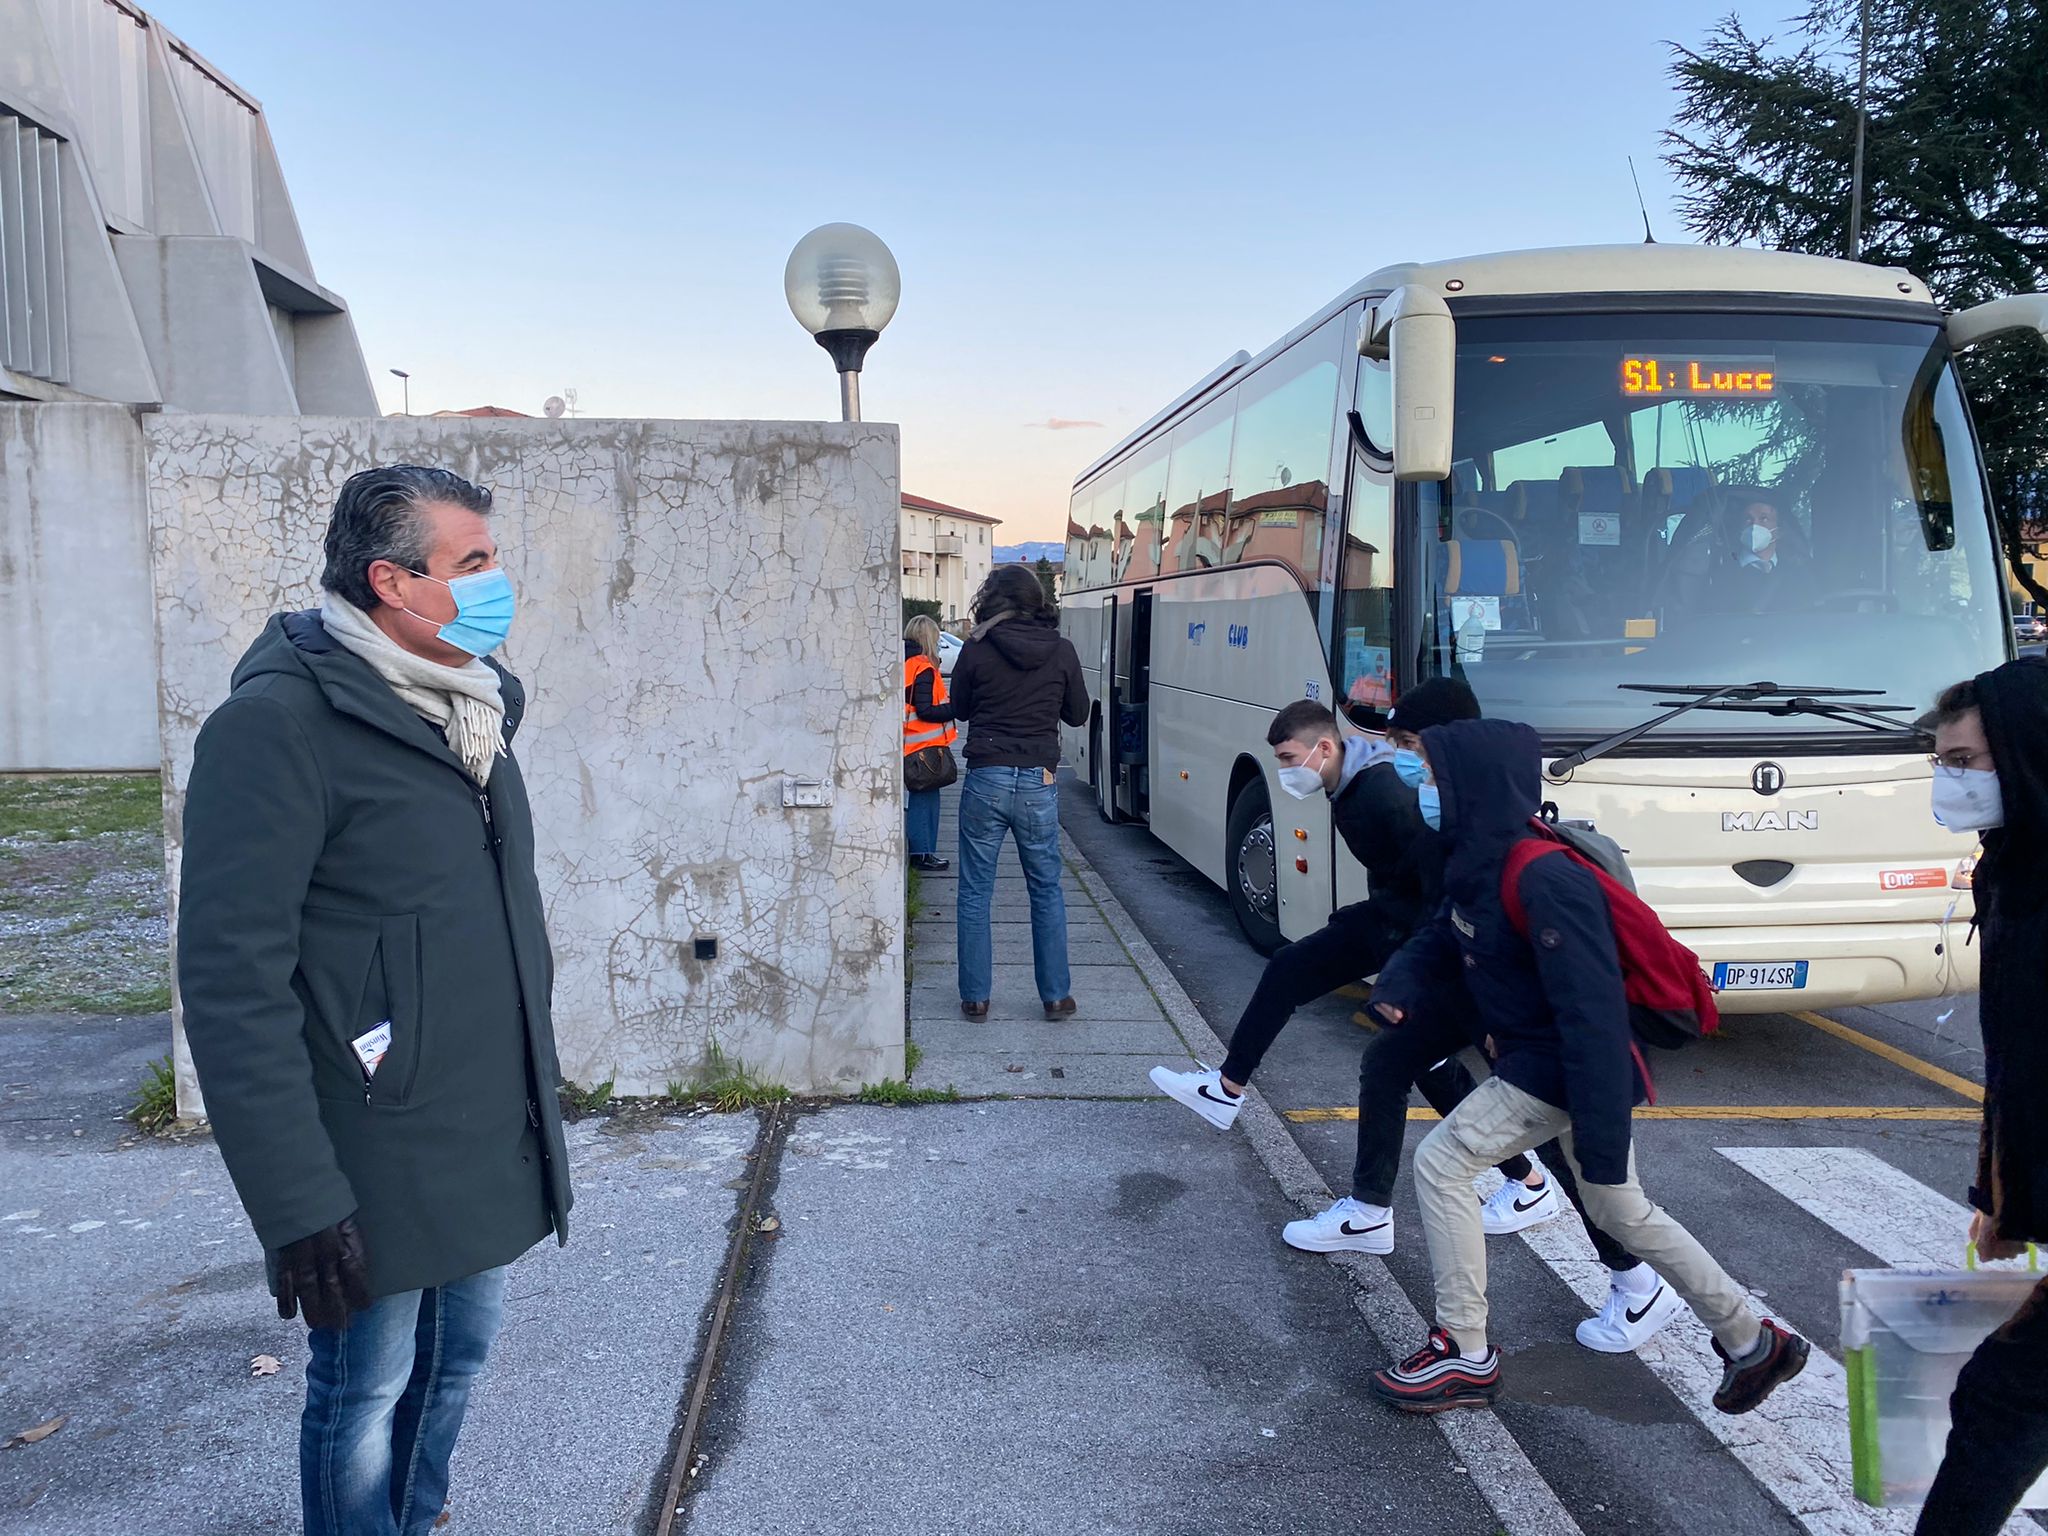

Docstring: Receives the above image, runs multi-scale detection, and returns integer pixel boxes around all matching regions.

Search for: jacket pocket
[368,914,424,1107]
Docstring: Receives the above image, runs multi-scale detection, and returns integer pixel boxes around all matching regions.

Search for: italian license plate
[1712,960,1809,991]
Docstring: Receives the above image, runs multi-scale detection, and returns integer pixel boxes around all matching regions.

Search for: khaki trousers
[1413,1075,1761,1358]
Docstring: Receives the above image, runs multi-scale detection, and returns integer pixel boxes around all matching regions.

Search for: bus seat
[1642,466,1715,524]
[1560,465,1636,520]
[1436,538,1522,596]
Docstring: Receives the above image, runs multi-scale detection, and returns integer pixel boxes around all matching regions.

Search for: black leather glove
[275,1215,372,1331]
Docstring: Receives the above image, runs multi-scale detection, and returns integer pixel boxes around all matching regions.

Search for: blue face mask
[406,567,517,658]
[1417,783,1442,829]
[1393,749,1428,789]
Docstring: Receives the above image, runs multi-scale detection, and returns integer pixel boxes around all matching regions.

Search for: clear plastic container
[1841,1264,2048,1507]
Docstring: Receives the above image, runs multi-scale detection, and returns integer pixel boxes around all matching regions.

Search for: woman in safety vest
[904,616,956,873]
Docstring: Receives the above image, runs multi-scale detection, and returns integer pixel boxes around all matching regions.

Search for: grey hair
[320,465,493,610]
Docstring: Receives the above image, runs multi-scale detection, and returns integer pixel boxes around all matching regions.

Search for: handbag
[905,744,958,793]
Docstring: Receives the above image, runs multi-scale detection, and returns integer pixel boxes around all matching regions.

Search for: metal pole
[403,377,411,415]
[838,370,861,422]
[1848,0,1871,258]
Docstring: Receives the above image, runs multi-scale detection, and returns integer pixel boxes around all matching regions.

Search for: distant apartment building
[1,0,376,412]
[901,492,1000,623]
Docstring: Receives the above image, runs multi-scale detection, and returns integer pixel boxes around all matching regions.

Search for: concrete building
[900,492,1000,624]
[0,0,375,772]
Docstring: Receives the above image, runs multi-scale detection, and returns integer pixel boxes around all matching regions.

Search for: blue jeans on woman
[906,785,941,857]
[957,766,1071,1005]
[301,1265,508,1536]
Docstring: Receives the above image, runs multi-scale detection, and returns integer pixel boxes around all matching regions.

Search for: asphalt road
[1060,774,2022,1536]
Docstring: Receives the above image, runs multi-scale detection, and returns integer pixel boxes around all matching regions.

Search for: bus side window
[1340,471,1395,710]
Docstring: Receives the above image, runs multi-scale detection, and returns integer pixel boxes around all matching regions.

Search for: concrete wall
[146,415,906,1105]
[0,404,160,770]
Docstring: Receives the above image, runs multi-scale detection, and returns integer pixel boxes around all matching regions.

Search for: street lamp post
[389,368,411,415]
[783,224,900,422]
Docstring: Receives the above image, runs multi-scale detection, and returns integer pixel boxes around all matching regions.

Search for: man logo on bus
[1723,810,1819,832]
[1752,762,1785,796]
[1188,622,1206,646]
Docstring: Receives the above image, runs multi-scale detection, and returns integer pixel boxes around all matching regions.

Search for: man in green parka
[178,464,572,1536]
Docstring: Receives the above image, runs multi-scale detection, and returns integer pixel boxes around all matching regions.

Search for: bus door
[1095,593,1121,821]
[1125,588,1154,820]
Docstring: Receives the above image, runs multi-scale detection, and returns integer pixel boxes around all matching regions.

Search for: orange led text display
[1620,358,1776,398]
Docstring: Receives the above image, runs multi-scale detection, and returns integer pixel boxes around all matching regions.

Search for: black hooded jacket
[917,612,1088,771]
[1968,657,2048,1241]
[1371,719,1647,1184]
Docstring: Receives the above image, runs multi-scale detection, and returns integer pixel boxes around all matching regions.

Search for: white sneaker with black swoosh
[1479,1175,1561,1236]
[1148,1064,1243,1130]
[1282,1197,1394,1255]
[1576,1266,1688,1353]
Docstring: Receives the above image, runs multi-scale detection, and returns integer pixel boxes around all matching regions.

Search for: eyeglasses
[1928,748,1995,774]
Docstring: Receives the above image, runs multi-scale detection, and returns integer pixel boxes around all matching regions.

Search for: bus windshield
[1406,310,2009,746]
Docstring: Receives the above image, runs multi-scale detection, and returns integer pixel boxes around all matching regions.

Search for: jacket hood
[232,611,525,754]
[1422,718,1542,846]
[1976,656,2048,872]
[1333,735,1395,800]
[980,612,1064,673]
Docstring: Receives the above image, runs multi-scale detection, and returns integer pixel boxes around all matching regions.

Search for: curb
[1060,827,1586,1536]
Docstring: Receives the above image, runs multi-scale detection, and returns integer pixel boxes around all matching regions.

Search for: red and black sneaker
[1712,1319,1810,1414]
[1370,1327,1502,1414]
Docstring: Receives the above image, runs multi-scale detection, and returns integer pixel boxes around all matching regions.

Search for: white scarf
[318,593,507,785]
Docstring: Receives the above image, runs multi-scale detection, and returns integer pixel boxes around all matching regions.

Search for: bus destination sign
[1620,357,1776,398]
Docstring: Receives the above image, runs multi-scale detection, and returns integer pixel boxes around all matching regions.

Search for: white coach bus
[1061,243,2048,1011]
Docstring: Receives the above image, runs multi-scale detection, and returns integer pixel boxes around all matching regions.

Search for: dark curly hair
[971,562,1046,626]
[320,465,493,610]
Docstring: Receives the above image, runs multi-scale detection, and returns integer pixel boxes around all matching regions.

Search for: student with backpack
[1367,717,1810,1414]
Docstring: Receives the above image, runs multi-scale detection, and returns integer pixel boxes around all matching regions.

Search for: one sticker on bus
[1879,868,1948,891]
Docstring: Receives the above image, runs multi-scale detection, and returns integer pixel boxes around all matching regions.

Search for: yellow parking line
[1791,1010,1983,1105]
[1283,1105,1981,1124]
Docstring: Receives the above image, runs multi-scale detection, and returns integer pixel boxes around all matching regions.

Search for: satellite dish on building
[543,396,566,419]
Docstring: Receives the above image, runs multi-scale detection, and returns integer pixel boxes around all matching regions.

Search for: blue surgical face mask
[1393,748,1428,789]
[406,567,516,658]
[1417,783,1442,830]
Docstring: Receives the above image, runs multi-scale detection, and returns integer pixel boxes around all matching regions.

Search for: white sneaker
[1480,1176,1562,1236]
[1148,1064,1243,1130]
[1576,1268,1688,1353]
[1283,1197,1393,1255]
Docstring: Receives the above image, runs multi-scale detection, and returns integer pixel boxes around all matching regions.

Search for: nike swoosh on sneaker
[1196,1085,1241,1106]
[1625,1286,1667,1325]
[1340,1220,1390,1236]
[1512,1191,1549,1212]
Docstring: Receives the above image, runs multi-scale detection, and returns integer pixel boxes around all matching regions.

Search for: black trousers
[1217,904,1538,1199]
[1917,1273,2048,1535]
[1349,994,1640,1273]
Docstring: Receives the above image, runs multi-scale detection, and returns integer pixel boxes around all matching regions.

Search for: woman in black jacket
[1918,658,2048,1534]
[917,564,1089,1019]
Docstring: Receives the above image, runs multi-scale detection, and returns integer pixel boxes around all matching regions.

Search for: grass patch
[906,865,925,928]
[683,1041,791,1112]
[0,774,170,1015]
[857,1078,959,1106]
[0,775,163,842]
[126,1055,179,1134]
[904,1039,924,1079]
[558,1078,615,1118]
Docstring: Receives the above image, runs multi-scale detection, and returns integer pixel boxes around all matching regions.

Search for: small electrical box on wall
[693,937,718,962]
[782,777,832,809]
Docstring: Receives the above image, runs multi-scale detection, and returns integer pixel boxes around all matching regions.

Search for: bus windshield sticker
[1620,356,1776,398]
[1579,512,1621,547]
[1451,595,1502,632]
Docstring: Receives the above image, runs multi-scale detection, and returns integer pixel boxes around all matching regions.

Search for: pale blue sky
[148,1,1787,539]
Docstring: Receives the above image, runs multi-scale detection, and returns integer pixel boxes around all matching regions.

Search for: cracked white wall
[146,415,905,1107]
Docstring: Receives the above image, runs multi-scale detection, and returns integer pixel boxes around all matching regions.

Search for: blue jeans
[906,786,941,857]
[302,1266,508,1536]
[957,766,1071,1005]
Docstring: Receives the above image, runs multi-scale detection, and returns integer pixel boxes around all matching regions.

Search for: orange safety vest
[904,654,959,756]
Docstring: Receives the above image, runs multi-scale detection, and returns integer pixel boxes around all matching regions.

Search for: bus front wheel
[1226,783,1284,956]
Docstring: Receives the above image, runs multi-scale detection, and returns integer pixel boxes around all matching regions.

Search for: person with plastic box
[1917,658,2048,1533]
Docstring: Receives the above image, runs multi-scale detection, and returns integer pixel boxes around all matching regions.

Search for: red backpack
[1500,820,1720,1056]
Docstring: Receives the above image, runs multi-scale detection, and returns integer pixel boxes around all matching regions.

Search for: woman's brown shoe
[961,1001,990,1019]
[1044,998,1078,1020]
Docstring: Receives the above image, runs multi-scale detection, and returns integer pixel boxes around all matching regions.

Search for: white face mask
[1745,523,1775,554]
[1932,767,2003,831]
[1277,743,1328,801]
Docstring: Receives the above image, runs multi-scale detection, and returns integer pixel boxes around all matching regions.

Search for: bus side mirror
[1948,294,2048,352]
[1362,286,1455,483]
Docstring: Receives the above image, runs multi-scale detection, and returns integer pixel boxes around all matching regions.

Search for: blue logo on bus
[1187,622,1206,646]
[1228,624,1251,650]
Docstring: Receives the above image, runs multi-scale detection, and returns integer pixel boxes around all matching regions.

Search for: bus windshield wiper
[1546,682,1916,776]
